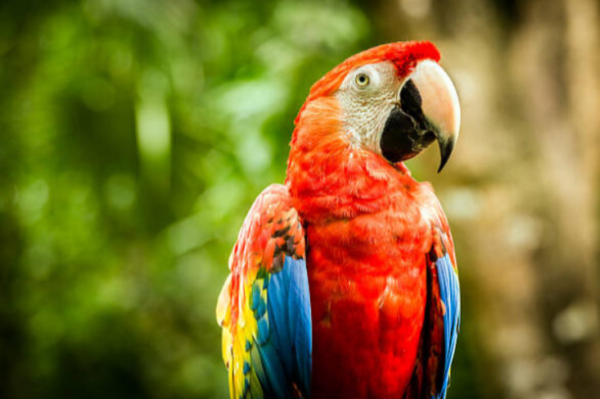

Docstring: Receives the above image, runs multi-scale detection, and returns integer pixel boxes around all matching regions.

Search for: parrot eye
[354,73,370,88]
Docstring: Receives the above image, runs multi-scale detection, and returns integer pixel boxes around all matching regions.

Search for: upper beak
[409,60,461,172]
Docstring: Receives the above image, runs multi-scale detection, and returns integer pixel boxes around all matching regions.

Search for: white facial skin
[336,61,402,154]
[335,59,461,162]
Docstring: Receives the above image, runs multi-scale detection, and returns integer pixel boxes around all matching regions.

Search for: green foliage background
[0,1,487,398]
[0,1,364,398]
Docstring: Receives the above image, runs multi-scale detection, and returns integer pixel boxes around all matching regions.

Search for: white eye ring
[354,72,370,88]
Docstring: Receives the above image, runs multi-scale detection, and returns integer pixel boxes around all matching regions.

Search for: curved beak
[409,60,461,172]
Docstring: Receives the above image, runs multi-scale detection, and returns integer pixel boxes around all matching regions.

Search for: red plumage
[286,41,450,399]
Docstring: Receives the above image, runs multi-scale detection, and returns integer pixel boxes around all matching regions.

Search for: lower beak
[379,105,437,165]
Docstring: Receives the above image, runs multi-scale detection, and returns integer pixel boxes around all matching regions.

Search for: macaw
[216,41,461,399]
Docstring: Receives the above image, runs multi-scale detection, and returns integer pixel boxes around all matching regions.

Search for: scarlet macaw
[216,41,461,399]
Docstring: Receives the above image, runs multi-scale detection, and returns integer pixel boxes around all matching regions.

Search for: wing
[406,189,461,399]
[216,184,312,399]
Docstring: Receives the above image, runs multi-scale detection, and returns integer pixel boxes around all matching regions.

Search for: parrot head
[294,41,460,172]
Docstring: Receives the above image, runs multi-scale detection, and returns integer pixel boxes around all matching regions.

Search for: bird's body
[217,41,461,399]
[302,175,431,399]
[288,112,434,398]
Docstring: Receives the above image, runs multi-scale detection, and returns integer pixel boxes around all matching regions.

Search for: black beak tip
[437,137,455,173]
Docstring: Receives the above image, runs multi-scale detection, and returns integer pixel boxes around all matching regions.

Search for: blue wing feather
[218,185,311,399]
[434,254,461,399]
[288,258,312,396]
[253,256,312,399]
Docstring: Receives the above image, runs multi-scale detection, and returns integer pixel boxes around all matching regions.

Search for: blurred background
[1,0,599,398]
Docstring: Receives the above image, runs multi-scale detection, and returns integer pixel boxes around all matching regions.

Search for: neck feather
[285,97,418,223]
